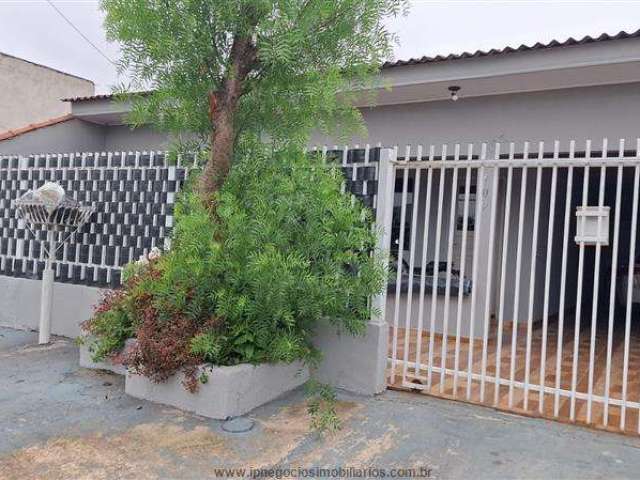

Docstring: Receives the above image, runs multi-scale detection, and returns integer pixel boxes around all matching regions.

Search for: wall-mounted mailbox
[575,206,610,246]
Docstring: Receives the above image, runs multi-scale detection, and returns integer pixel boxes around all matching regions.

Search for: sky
[0,0,639,94]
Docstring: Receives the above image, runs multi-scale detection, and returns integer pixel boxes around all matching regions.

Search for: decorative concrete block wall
[0,148,378,289]
[0,150,192,336]
[321,147,380,213]
[0,151,191,288]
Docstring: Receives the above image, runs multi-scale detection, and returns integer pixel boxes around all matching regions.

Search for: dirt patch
[249,399,362,467]
[0,399,364,479]
[0,423,226,480]
[285,401,369,466]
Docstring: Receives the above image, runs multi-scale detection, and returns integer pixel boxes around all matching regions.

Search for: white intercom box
[575,206,610,246]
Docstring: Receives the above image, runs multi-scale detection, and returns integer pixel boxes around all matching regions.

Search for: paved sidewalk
[1,326,640,479]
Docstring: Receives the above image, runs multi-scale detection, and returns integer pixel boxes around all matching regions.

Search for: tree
[102,0,406,206]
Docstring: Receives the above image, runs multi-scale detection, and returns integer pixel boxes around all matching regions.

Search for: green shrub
[83,299,132,361]
[306,379,342,433]
[189,332,224,364]
[81,279,138,361]
[213,146,384,359]
[82,146,384,387]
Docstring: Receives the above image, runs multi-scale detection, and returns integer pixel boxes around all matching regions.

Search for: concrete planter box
[312,320,387,395]
[125,361,309,419]
[79,338,136,376]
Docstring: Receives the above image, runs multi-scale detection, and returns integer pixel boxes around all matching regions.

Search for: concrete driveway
[1,326,640,480]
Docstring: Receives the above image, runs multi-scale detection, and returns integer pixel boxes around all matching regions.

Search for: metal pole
[38,229,55,344]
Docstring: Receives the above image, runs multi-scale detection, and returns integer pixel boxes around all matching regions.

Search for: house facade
[1,30,640,435]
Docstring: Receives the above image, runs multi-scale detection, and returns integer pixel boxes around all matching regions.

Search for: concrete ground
[2,327,640,480]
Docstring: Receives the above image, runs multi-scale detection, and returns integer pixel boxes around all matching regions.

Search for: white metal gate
[383,139,640,435]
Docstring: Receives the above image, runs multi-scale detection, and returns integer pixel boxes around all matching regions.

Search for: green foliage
[142,190,221,327]
[87,309,130,360]
[190,332,225,364]
[82,289,136,362]
[83,146,385,382]
[215,146,385,346]
[306,380,342,434]
[102,0,407,151]
[199,371,210,385]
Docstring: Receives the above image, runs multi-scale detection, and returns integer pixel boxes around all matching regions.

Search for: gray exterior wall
[313,82,640,149]
[10,81,640,159]
[0,120,173,156]
[0,53,94,132]
[0,119,105,155]
[0,276,101,338]
[104,125,172,152]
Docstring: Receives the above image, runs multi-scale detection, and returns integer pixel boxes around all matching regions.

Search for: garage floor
[3,326,640,479]
[390,315,640,436]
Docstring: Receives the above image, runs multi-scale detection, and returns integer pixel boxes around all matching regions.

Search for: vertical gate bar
[363,144,370,198]
[636,145,640,435]
[453,144,474,397]
[622,140,640,431]
[586,139,608,424]
[427,145,448,389]
[350,146,359,208]
[340,146,348,194]
[509,142,530,408]
[494,143,515,405]
[603,140,624,426]
[539,140,559,413]
[466,145,487,400]
[554,141,575,417]
[570,139,592,422]
[523,143,544,411]
[440,144,461,393]
[414,145,432,377]
[402,146,421,382]
[389,147,409,385]
[480,143,501,403]
[374,148,396,377]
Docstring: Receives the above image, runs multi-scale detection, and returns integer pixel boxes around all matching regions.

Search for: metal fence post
[38,230,55,344]
[371,147,396,325]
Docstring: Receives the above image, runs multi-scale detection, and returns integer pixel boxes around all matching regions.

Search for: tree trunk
[198,92,235,207]
[197,35,257,209]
